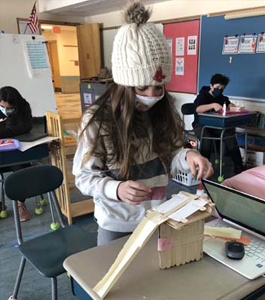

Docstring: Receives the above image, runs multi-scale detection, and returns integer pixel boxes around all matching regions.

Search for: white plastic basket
[172,171,201,186]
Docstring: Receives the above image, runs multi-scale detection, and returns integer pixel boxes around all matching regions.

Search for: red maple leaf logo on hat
[153,66,166,83]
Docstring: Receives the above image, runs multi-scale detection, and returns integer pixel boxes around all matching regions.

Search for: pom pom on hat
[112,0,172,87]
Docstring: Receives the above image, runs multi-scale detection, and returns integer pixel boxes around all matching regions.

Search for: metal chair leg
[51,277,58,300]
[1,172,5,206]
[12,257,26,298]
[0,173,7,218]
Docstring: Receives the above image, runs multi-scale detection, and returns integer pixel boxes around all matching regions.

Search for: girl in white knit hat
[73,0,213,246]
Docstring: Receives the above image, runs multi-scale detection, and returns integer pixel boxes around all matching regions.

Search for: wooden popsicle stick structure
[93,192,214,299]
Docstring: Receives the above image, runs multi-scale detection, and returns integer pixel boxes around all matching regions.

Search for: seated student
[192,74,244,174]
[0,86,33,221]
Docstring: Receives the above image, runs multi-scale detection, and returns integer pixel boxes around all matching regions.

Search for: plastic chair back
[5,165,63,202]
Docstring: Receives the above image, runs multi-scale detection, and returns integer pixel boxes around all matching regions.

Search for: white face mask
[0,106,7,116]
[135,89,165,112]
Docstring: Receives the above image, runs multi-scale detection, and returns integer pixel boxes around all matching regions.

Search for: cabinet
[77,24,101,80]
[46,111,94,225]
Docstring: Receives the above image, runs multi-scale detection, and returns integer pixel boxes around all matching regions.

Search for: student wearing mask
[192,74,244,175]
[0,86,33,221]
[73,1,213,246]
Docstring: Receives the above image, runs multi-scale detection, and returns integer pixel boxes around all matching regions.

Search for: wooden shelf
[47,111,94,225]
[71,200,94,218]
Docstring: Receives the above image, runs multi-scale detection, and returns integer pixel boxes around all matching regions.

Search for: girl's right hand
[117,180,152,205]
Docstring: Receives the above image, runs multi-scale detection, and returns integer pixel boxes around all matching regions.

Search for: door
[47,40,61,90]
[76,24,101,80]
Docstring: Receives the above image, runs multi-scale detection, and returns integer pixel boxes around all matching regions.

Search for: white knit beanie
[112,1,172,87]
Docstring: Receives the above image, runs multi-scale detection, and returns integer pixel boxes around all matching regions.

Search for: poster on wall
[24,41,50,77]
[176,37,185,56]
[175,57,184,75]
[187,36,197,55]
[166,38,173,53]
[222,36,239,54]
[256,33,265,53]
[238,34,257,54]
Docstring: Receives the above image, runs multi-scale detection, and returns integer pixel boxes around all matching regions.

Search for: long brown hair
[79,83,184,180]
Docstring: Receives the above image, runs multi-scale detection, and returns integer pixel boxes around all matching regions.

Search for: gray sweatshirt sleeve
[72,114,122,202]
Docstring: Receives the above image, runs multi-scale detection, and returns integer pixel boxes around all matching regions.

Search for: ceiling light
[41,25,53,30]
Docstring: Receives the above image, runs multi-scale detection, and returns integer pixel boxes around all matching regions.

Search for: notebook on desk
[202,179,265,280]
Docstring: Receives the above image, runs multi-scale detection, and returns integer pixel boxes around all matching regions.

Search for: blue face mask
[0,106,7,116]
[6,108,15,116]
[212,88,223,98]
[0,106,15,117]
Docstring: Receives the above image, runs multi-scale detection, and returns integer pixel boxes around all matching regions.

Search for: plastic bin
[172,171,201,186]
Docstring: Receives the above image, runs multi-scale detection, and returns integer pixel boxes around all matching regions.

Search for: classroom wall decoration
[164,20,200,94]
[199,15,265,100]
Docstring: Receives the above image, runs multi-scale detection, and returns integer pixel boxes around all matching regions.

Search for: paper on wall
[176,37,185,56]
[175,57,184,75]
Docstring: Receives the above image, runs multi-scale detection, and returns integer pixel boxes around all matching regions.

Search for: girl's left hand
[186,151,214,180]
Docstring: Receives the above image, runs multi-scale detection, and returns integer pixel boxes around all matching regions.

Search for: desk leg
[244,131,248,167]
[0,173,7,218]
[218,129,225,182]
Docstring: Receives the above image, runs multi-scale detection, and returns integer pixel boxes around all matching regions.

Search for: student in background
[0,86,33,221]
[73,1,213,246]
[192,74,244,174]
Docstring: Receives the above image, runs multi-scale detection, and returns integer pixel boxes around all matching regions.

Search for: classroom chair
[181,103,221,166]
[5,165,97,300]
[0,116,48,219]
[181,103,199,149]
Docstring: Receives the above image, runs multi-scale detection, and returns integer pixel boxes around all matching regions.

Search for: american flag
[27,2,39,34]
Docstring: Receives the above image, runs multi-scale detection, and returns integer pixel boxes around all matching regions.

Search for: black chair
[5,165,97,300]
[181,103,199,149]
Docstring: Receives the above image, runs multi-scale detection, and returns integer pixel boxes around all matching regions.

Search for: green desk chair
[5,165,97,300]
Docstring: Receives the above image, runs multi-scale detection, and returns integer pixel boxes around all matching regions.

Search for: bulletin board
[199,14,265,100]
[164,20,200,94]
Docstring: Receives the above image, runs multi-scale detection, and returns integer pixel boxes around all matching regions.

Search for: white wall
[0,0,84,34]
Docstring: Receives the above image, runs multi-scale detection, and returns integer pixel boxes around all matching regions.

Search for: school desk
[64,232,265,300]
[197,111,256,182]
[0,143,49,168]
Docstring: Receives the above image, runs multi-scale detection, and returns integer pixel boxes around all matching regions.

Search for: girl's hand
[186,151,214,180]
[212,103,223,112]
[117,180,152,205]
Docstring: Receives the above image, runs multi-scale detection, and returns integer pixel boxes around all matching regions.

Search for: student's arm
[171,148,213,180]
[0,118,32,138]
[196,103,222,113]
[0,120,12,138]
[194,93,222,113]
[73,114,122,202]
[73,114,153,205]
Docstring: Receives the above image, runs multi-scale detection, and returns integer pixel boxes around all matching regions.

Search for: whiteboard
[0,34,57,116]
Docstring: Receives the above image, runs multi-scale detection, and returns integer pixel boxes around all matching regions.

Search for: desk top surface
[64,232,265,300]
[198,111,256,119]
